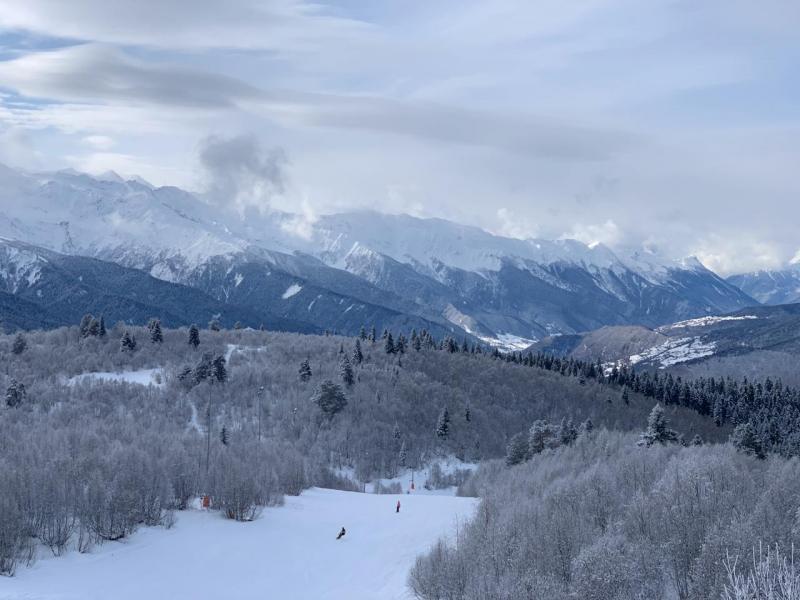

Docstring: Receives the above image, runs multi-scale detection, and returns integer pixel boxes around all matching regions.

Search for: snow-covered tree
[119,331,137,353]
[208,319,221,331]
[352,339,363,365]
[637,403,678,447]
[505,432,528,466]
[220,426,229,446]
[436,406,450,440]
[188,324,200,348]
[5,379,26,408]
[312,379,348,418]
[385,332,395,355]
[339,354,354,387]
[10,332,27,355]
[150,319,163,344]
[234,321,243,330]
[298,355,312,382]
[98,315,106,337]
[730,422,764,459]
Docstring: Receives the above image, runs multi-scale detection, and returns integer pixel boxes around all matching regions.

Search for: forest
[1,317,798,599]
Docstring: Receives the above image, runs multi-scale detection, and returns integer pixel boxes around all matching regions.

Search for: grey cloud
[199,134,288,210]
[0,45,637,161]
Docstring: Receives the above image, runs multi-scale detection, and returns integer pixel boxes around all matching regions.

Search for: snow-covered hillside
[3,488,478,600]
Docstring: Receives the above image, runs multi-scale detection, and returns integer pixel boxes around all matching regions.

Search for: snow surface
[3,488,478,600]
[658,315,758,331]
[630,337,717,368]
[67,368,164,387]
[282,283,302,299]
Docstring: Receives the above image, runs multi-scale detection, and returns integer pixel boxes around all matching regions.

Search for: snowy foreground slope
[2,488,478,600]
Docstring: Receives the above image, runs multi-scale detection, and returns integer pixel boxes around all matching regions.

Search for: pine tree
[87,318,100,337]
[730,423,765,459]
[339,343,344,355]
[395,334,406,354]
[220,426,229,446]
[79,314,93,338]
[259,324,265,332]
[208,319,221,331]
[120,331,137,353]
[637,403,678,447]
[298,355,312,382]
[436,406,450,440]
[528,420,556,455]
[359,326,367,341]
[5,379,26,408]
[579,419,595,435]
[461,337,469,353]
[690,434,704,446]
[234,321,243,330]
[393,423,401,450]
[98,315,106,338]
[312,379,348,418]
[465,404,471,423]
[352,339,363,365]
[505,432,528,466]
[150,319,163,344]
[11,332,27,355]
[212,354,227,384]
[188,324,200,348]
[412,335,422,352]
[339,354,354,387]
[381,329,389,340]
[399,441,407,467]
[621,386,630,405]
[385,332,395,355]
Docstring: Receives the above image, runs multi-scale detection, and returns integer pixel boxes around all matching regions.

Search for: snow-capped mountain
[727,264,800,306]
[0,164,759,343]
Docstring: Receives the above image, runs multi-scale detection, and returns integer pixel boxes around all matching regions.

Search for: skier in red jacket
[396,500,401,513]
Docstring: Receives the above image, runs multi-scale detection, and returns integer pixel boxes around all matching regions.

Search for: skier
[336,527,346,540]
[396,500,401,513]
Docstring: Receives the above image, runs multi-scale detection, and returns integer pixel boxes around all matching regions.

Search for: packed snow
[3,488,478,600]
[67,368,164,387]
[630,337,717,368]
[475,332,537,352]
[282,283,303,299]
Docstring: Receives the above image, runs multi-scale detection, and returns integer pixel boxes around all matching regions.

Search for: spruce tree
[188,324,200,348]
[621,386,630,405]
[359,326,367,341]
[212,354,227,384]
[369,326,377,342]
[208,319,221,331]
[730,423,765,459]
[339,354,354,387]
[412,335,422,352]
[352,339,363,365]
[150,319,163,344]
[312,379,348,418]
[11,332,27,355]
[79,314,93,338]
[395,334,406,354]
[436,406,450,440]
[385,332,395,355]
[690,434,704,446]
[5,379,26,408]
[399,441,407,467]
[234,321,243,330]
[465,404,471,423]
[298,355,312,382]
[98,315,107,338]
[393,423,401,449]
[637,403,678,447]
[220,426,229,446]
[120,331,137,353]
[505,432,528,466]
[87,318,100,337]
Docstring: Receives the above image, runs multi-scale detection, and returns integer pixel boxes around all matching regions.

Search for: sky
[0,0,798,275]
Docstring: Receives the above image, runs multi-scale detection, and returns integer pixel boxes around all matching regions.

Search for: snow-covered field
[2,488,478,600]
[630,336,717,368]
[658,314,758,331]
[67,368,164,387]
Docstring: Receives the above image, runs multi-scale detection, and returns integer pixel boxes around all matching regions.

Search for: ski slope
[2,488,478,600]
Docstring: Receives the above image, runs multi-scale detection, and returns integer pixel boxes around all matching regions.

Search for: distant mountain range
[727,265,800,306]
[0,163,762,343]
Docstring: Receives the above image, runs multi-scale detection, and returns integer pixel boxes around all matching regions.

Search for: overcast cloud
[0,0,798,275]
